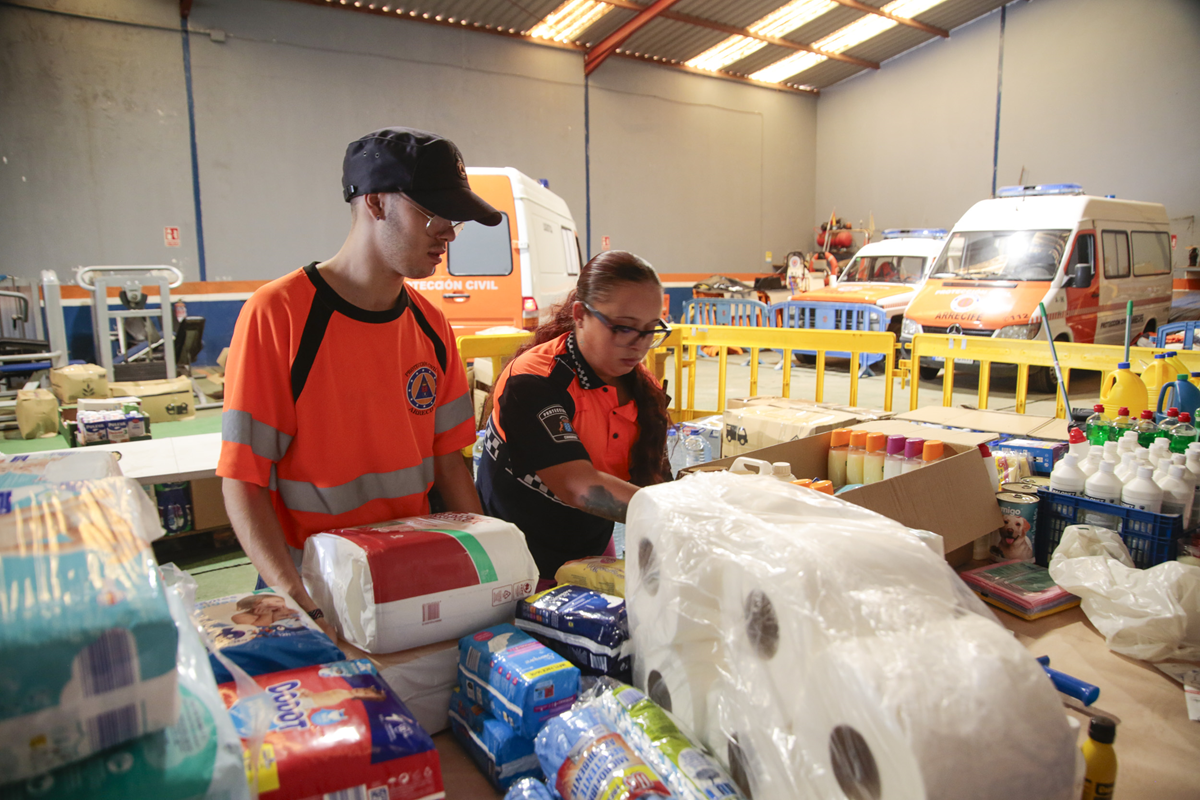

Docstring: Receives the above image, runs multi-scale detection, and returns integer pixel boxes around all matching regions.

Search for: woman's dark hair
[515,250,672,486]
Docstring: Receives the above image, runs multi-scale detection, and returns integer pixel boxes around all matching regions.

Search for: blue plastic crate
[1034,489,1182,568]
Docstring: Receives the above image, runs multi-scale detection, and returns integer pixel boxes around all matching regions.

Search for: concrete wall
[815,0,1200,255]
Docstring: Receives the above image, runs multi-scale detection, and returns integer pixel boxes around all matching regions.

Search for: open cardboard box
[893,405,1069,441]
[721,396,893,457]
[683,419,1004,566]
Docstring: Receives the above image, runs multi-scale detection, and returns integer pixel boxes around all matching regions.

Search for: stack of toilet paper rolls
[626,471,1078,800]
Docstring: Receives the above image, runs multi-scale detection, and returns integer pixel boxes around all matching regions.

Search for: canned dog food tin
[995,491,1039,563]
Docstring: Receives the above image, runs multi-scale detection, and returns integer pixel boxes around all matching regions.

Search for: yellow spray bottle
[1081,716,1117,800]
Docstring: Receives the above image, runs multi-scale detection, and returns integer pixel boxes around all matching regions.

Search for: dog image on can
[995,510,1034,562]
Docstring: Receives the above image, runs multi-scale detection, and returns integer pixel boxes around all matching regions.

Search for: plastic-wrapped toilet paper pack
[4,578,250,800]
[534,705,671,800]
[458,623,580,738]
[0,451,123,489]
[197,590,345,685]
[301,512,539,653]
[515,584,631,678]
[0,478,178,784]
[633,639,726,741]
[338,637,460,735]
[447,687,541,790]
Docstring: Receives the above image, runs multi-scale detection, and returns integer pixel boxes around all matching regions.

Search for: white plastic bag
[1048,524,1200,661]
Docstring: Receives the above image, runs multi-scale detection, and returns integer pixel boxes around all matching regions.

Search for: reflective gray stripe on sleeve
[434,393,474,435]
[222,409,293,462]
[276,457,435,516]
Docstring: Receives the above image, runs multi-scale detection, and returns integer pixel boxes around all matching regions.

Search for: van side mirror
[1073,263,1093,289]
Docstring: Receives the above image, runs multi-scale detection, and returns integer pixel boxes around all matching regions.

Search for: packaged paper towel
[625,471,1079,800]
[0,478,178,784]
[458,623,580,738]
[505,777,555,800]
[515,584,631,678]
[338,637,460,735]
[220,659,442,800]
[0,450,122,489]
[534,705,671,800]
[448,687,541,790]
[4,575,249,800]
[302,512,538,653]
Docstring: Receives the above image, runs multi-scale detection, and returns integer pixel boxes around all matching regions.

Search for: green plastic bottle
[1170,412,1198,454]
[1085,404,1111,446]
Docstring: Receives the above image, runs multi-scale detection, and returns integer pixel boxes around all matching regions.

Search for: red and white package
[219,659,444,800]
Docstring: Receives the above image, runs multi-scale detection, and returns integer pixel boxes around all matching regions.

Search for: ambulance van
[900,184,1174,388]
[408,167,582,335]
[798,229,948,335]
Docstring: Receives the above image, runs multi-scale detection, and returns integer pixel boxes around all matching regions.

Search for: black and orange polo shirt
[476,332,648,578]
[217,263,476,550]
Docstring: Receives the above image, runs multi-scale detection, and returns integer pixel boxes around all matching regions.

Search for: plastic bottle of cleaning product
[1157,406,1181,441]
[771,462,796,482]
[1115,451,1138,483]
[683,425,712,468]
[1080,448,1103,478]
[1049,453,1087,496]
[901,438,925,474]
[1141,353,1175,411]
[1109,407,1133,441]
[1100,361,1149,419]
[792,478,813,489]
[1080,717,1118,800]
[827,428,851,488]
[1191,371,1200,392]
[1116,430,1138,456]
[921,440,944,468]
[811,480,834,495]
[1158,465,1194,521]
[1154,453,1185,484]
[1122,466,1163,513]
[1158,373,1200,419]
[1085,460,1124,503]
[863,432,887,484]
[883,434,907,480]
[1134,409,1160,448]
[846,430,868,485]
[730,456,771,476]
[1102,441,1120,465]
[1164,350,1191,383]
[1170,412,1197,453]
[1067,427,1090,461]
[472,430,486,478]
[1085,404,1111,446]
[1187,451,1200,528]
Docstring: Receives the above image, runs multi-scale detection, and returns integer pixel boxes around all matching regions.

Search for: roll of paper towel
[633,640,726,741]
[626,519,725,647]
[703,676,796,800]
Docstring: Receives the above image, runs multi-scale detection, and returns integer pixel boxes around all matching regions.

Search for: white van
[407,168,582,335]
[901,184,1174,386]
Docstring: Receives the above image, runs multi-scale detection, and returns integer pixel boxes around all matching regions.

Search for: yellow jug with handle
[1139,353,1176,411]
[1100,361,1148,419]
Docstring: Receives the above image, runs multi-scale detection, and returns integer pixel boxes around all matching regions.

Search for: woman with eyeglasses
[476,250,673,587]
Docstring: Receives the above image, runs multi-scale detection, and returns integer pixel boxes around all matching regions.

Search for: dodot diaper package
[515,584,631,679]
[0,478,178,784]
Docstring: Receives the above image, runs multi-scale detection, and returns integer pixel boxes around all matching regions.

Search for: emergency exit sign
[164,226,181,247]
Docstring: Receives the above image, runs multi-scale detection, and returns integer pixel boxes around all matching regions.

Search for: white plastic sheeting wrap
[626,471,1077,800]
[1048,524,1200,662]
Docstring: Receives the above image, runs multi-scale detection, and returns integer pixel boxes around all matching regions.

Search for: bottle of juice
[1170,412,1198,454]
[863,432,887,484]
[1109,407,1133,441]
[883,434,907,480]
[827,428,851,488]
[1134,409,1160,448]
[846,430,867,485]
[1080,717,1117,800]
[1085,404,1111,446]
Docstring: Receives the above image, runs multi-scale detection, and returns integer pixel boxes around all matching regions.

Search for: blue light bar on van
[882,228,949,239]
[996,183,1084,198]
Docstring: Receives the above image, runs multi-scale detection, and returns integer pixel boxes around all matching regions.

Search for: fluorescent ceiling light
[751,0,947,83]
[685,0,835,72]
[529,0,613,42]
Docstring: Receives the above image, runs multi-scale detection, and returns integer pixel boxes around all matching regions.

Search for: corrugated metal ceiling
[286,0,1006,93]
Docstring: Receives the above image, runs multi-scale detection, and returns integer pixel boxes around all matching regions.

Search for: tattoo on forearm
[580,485,627,522]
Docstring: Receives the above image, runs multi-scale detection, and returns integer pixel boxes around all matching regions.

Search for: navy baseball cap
[341,127,503,226]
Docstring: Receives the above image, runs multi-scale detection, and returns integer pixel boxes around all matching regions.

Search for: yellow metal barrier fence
[456,331,533,384]
[908,334,1200,417]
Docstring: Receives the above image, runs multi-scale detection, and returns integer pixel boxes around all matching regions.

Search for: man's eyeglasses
[400,194,466,236]
[582,301,671,348]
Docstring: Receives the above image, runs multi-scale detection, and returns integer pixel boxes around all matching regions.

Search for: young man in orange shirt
[219,128,497,638]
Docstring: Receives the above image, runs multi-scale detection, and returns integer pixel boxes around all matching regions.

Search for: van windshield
[928,230,1070,281]
[839,255,927,284]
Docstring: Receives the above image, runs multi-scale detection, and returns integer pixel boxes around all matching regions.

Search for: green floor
[1,408,223,454]
[158,541,259,601]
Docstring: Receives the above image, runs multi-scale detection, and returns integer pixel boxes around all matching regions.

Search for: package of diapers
[4,580,249,800]
[458,623,580,738]
[555,556,626,597]
[196,590,345,685]
[220,660,443,800]
[302,512,539,653]
[0,478,178,783]
[338,637,460,735]
[448,687,541,790]
[0,451,123,489]
[515,584,632,679]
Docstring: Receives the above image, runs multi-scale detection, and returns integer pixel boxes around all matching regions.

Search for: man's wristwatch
[306,607,325,622]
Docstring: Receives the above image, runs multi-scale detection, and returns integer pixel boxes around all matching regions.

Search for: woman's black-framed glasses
[400,193,466,236]
[582,301,671,348]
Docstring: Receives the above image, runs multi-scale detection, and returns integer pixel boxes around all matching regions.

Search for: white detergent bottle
[1122,466,1163,513]
[730,457,771,476]
[1114,451,1138,484]
[1068,427,1090,461]
[1117,431,1138,456]
[1102,441,1120,464]
[1080,449,1103,478]
[1157,465,1194,521]
[1085,460,1124,503]
[1154,453,1186,484]
[1049,453,1087,496]
[770,462,796,482]
[1186,452,1200,527]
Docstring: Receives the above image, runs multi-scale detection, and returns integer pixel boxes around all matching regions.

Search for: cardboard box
[189,476,230,530]
[686,424,1003,566]
[893,406,1069,441]
[49,363,108,404]
[108,376,195,424]
[721,397,891,457]
[15,388,60,439]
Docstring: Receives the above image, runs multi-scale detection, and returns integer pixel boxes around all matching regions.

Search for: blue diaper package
[534,706,671,800]
[993,437,1067,474]
[448,687,541,790]
[515,584,631,680]
[196,590,345,684]
[504,777,555,800]
[0,479,179,784]
[458,623,580,739]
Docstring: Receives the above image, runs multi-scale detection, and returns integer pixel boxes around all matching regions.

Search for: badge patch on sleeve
[538,405,579,443]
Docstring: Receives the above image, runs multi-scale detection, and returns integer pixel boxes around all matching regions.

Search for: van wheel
[918,366,941,381]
